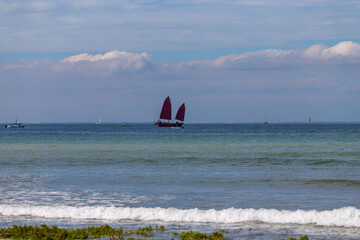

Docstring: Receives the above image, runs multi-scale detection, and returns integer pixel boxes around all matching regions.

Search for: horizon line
[2,121,360,124]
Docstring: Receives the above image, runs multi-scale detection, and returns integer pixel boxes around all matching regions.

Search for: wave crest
[0,205,359,228]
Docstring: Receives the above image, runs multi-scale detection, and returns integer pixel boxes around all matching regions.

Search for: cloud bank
[0,42,359,122]
[206,41,360,68]
[57,51,154,75]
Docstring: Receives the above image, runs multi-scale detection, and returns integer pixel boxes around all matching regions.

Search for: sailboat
[155,96,185,128]
[96,117,102,124]
[120,113,128,127]
[308,117,311,124]
[264,113,269,124]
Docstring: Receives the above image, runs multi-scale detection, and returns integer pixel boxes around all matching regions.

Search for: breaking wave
[0,205,359,228]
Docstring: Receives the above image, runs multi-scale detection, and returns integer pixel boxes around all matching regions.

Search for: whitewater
[1,205,359,228]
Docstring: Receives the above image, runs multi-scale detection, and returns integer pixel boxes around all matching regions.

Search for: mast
[159,96,172,120]
[175,103,185,122]
[264,113,269,124]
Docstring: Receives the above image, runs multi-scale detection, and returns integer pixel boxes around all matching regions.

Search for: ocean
[0,123,359,239]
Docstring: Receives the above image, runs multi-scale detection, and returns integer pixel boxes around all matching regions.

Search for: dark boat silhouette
[155,96,185,128]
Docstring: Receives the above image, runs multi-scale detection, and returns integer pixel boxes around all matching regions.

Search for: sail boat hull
[156,121,183,128]
[5,124,25,128]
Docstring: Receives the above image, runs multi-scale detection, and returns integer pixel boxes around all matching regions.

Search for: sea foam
[0,205,359,228]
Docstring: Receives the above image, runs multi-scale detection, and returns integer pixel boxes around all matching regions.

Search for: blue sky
[1,0,360,123]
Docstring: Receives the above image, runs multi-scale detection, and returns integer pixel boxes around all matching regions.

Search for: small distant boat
[96,117,102,124]
[120,113,128,127]
[5,119,25,128]
[264,113,269,124]
[155,96,185,128]
[308,117,311,124]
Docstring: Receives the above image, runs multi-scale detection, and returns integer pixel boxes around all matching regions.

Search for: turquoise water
[0,123,359,239]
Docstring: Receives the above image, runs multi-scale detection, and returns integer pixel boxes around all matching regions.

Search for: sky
[1,0,360,123]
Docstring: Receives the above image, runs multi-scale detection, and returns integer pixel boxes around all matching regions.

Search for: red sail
[159,96,172,120]
[175,103,185,121]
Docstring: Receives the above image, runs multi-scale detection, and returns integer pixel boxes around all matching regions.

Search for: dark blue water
[0,123,359,239]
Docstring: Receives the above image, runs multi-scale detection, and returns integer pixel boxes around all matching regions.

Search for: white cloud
[62,51,149,63]
[178,41,360,69]
[302,44,327,58]
[57,51,154,75]
[321,41,360,58]
[3,41,360,74]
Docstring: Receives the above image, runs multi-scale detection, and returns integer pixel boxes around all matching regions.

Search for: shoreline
[0,224,312,240]
[0,221,359,240]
